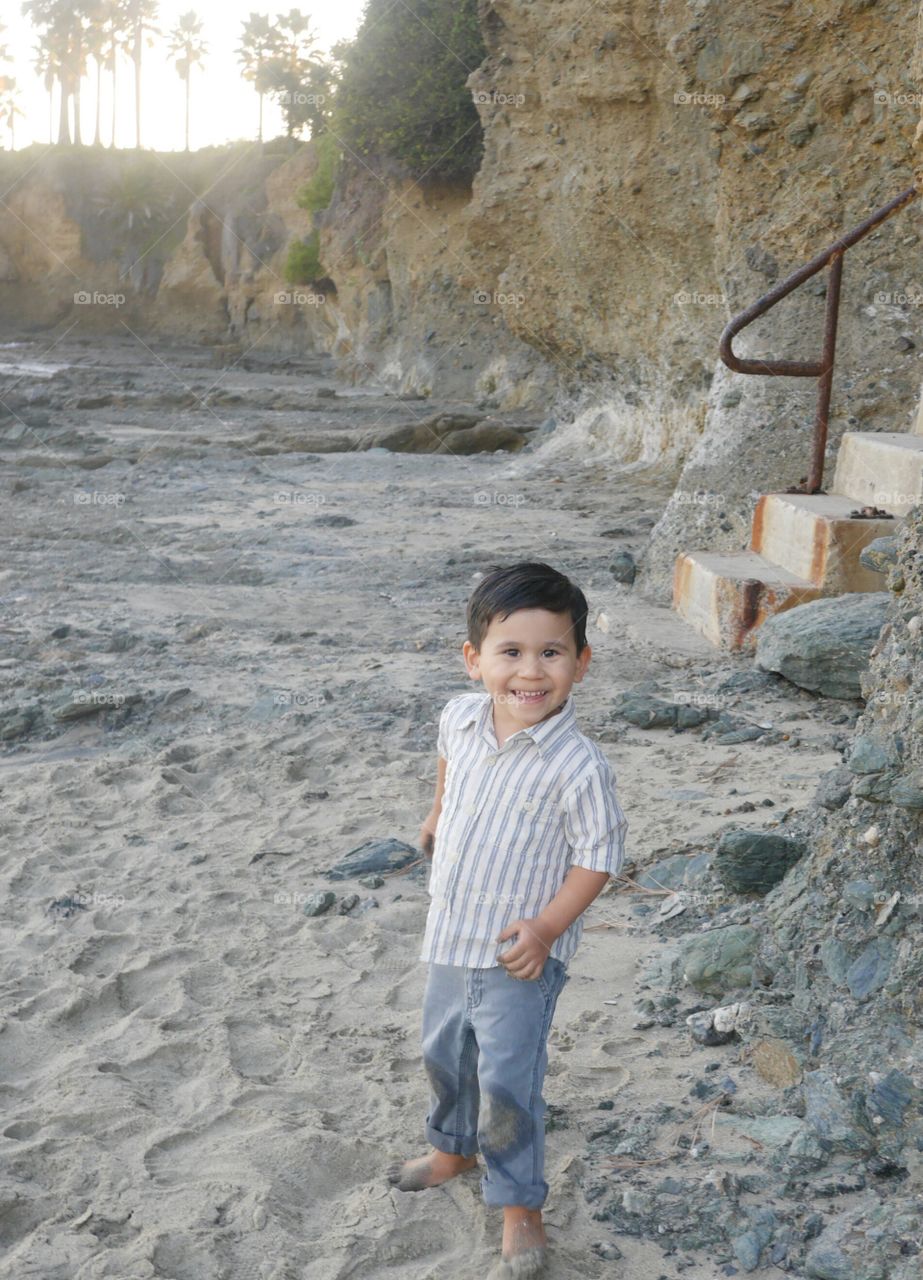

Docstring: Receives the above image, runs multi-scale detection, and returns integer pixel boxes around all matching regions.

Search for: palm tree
[124,0,159,148]
[167,10,207,151]
[32,43,57,142]
[261,8,321,138]
[237,12,278,144]
[99,0,130,148]
[83,0,107,146]
[23,0,85,145]
[0,75,22,150]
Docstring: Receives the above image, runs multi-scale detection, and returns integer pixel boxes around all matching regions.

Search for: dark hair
[466,561,589,654]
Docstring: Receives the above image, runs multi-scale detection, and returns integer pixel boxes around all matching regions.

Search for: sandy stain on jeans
[479,1088,531,1157]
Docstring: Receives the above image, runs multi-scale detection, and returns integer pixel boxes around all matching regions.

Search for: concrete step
[673,550,824,651]
[832,432,923,515]
[750,492,898,591]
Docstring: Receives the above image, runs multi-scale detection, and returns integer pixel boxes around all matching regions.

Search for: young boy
[387,561,628,1278]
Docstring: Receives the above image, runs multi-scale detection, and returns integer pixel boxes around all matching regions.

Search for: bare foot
[386,1149,478,1191]
[487,1207,548,1278]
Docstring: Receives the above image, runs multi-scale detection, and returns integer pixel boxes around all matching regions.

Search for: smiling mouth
[513,690,548,702]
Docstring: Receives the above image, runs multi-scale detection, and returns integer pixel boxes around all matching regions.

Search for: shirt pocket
[515,792,562,832]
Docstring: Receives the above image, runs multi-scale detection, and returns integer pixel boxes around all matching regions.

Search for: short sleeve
[437,700,452,760]
[562,761,628,876]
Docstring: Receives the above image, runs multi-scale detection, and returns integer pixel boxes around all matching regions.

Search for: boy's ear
[574,643,592,681]
[462,639,481,678]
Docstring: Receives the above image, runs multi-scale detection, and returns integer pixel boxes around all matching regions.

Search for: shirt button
[485,756,498,767]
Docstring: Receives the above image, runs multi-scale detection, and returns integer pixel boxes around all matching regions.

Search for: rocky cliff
[1,0,922,587]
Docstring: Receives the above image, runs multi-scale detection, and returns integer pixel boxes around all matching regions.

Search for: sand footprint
[225,1018,290,1082]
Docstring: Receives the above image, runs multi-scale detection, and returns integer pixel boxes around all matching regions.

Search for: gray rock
[337,893,360,914]
[847,735,901,775]
[890,775,923,809]
[679,925,761,997]
[303,891,336,917]
[865,1069,919,1129]
[814,765,854,810]
[755,593,891,700]
[852,772,897,802]
[358,896,380,912]
[842,880,877,912]
[845,937,895,1000]
[804,1071,869,1153]
[818,938,851,986]
[714,829,805,895]
[358,874,385,889]
[326,837,418,881]
[0,704,42,741]
[859,536,898,574]
[675,704,710,729]
[613,692,677,728]
[635,851,712,892]
[609,550,637,585]
[716,725,765,744]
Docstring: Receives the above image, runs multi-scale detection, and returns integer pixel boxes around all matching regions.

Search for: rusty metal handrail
[719,185,918,493]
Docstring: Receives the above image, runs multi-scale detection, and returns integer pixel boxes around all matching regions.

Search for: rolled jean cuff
[480,1171,548,1209]
[425,1118,480,1158]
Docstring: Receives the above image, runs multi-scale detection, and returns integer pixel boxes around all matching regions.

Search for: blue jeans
[420,953,568,1209]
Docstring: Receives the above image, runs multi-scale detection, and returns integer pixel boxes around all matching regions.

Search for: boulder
[714,829,806,895]
[755,593,890,699]
[679,924,761,997]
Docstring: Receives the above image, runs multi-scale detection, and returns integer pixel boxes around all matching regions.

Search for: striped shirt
[420,689,628,969]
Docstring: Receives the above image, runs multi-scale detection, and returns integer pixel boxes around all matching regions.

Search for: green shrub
[297,133,339,213]
[285,230,324,283]
[333,0,485,184]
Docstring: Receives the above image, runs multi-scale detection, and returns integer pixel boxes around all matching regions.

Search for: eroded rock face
[750,507,923,1172]
[2,3,922,513]
[466,0,923,594]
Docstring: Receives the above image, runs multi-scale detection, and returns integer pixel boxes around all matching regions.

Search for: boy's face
[462,607,591,732]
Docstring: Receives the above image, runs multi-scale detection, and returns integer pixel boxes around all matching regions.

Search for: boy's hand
[419,809,439,859]
[495,917,559,981]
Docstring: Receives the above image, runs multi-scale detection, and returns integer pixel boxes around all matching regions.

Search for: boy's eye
[501,648,561,657]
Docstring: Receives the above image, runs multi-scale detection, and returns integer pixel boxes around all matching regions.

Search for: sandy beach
[0,338,849,1279]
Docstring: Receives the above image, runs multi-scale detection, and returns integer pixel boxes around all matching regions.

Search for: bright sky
[2,0,366,151]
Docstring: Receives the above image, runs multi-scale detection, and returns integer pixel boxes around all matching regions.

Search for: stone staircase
[674,413,923,650]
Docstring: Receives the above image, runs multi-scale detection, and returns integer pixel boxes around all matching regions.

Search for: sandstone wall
[466,0,923,595]
[2,1,922,528]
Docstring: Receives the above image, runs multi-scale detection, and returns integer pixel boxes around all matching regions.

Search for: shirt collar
[460,690,577,758]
